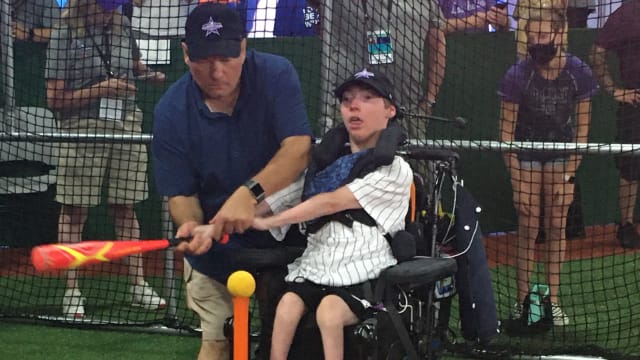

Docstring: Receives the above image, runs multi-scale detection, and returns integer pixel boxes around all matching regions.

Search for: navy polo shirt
[152,49,312,282]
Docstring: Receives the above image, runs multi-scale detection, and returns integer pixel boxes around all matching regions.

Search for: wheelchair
[229,148,464,360]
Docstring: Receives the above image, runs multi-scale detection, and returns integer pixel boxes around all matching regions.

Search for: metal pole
[318,0,333,134]
[1,0,16,132]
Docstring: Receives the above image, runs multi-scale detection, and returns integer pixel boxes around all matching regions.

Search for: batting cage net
[1,0,639,359]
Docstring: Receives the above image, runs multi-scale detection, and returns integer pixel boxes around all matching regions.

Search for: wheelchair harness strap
[303,122,406,234]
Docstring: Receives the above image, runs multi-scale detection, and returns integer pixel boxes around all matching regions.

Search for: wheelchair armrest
[397,146,459,163]
[374,257,457,302]
[231,246,305,270]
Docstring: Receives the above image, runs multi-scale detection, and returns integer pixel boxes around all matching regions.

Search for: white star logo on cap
[202,17,224,37]
[354,69,375,79]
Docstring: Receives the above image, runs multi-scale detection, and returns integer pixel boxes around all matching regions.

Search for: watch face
[245,179,265,202]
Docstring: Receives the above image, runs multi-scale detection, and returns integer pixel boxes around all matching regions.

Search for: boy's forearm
[264,187,359,228]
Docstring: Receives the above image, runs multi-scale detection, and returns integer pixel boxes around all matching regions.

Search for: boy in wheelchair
[251,68,412,360]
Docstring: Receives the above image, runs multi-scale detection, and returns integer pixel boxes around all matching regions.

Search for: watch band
[28,28,35,41]
[243,179,265,202]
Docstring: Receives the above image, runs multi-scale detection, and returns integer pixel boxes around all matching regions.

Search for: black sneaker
[617,222,640,249]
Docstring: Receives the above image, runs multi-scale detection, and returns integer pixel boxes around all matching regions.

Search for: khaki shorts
[55,111,148,206]
[184,260,233,341]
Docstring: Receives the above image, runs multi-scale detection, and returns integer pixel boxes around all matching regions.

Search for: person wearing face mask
[45,0,166,318]
[514,0,568,60]
[498,8,598,326]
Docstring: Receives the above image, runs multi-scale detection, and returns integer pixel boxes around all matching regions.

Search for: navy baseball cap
[96,0,130,11]
[184,3,247,60]
[334,68,397,107]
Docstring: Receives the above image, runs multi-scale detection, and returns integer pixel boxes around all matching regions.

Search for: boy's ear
[389,104,397,119]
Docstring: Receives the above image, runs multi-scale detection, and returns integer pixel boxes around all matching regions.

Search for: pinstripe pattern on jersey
[269,156,412,286]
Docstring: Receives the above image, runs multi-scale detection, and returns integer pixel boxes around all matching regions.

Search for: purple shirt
[498,55,599,144]
[594,0,640,88]
[439,0,496,19]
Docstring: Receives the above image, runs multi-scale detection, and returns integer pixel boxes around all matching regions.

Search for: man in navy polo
[152,3,312,359]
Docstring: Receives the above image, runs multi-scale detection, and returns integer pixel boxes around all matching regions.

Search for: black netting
[1,0,639,359]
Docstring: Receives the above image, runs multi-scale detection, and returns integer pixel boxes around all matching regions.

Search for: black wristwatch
[243,179,265,203]
[28,28,35,41]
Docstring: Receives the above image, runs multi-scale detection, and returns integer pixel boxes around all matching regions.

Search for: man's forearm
[33,27,53,43]
[589,45,615,94]
[168,195,204,227]
[445,13,485,34]
[426,27,446,104]
[252,135,311,196]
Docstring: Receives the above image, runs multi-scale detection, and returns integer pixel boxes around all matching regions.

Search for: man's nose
[208,61,223,78]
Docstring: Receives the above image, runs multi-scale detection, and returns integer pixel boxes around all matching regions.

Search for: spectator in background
[439,0,509,34]
[499,8,598,326]
[514,0,567,60]
[566,0,595,28]
[191,1,320,38]
[320,0,447,138]
[273,0,320,37]
[152,4,312,359]
[118,0,167,80]
[432,0,509,139]
[12,0,62,42]
[45,0,166,318]
[589,0,640,249]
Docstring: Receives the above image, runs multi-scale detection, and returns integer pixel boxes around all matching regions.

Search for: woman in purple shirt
[498,8,598,326]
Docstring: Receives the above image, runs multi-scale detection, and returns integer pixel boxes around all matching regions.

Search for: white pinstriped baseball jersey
[266,155,413,286]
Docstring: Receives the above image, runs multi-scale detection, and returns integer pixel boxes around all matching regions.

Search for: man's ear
[181,42,190,65]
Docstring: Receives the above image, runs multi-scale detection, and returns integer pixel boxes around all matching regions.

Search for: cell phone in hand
[495,0,507,9]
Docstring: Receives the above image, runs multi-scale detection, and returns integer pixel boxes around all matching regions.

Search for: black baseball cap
[334,68,397,107]
[184,3,247,60]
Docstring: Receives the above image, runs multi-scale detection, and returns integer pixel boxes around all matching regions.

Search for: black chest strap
[304,122,406,234]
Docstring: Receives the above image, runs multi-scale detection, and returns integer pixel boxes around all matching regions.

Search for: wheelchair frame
[230,147,462,360]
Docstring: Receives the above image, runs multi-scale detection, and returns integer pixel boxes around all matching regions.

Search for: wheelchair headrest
[313,122,407,170]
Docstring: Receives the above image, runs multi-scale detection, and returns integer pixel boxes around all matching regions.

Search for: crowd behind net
[1,0,639,358]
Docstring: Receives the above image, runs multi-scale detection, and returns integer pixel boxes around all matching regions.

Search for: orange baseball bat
[31,235,229,272]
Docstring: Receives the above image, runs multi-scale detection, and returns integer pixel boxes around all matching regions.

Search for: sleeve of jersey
[265,174,305,214]
[263,174,304,241]
[347,157,413,234]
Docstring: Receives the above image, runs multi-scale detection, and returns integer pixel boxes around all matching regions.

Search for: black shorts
[615,103,640,181]
[285,280,375,321]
